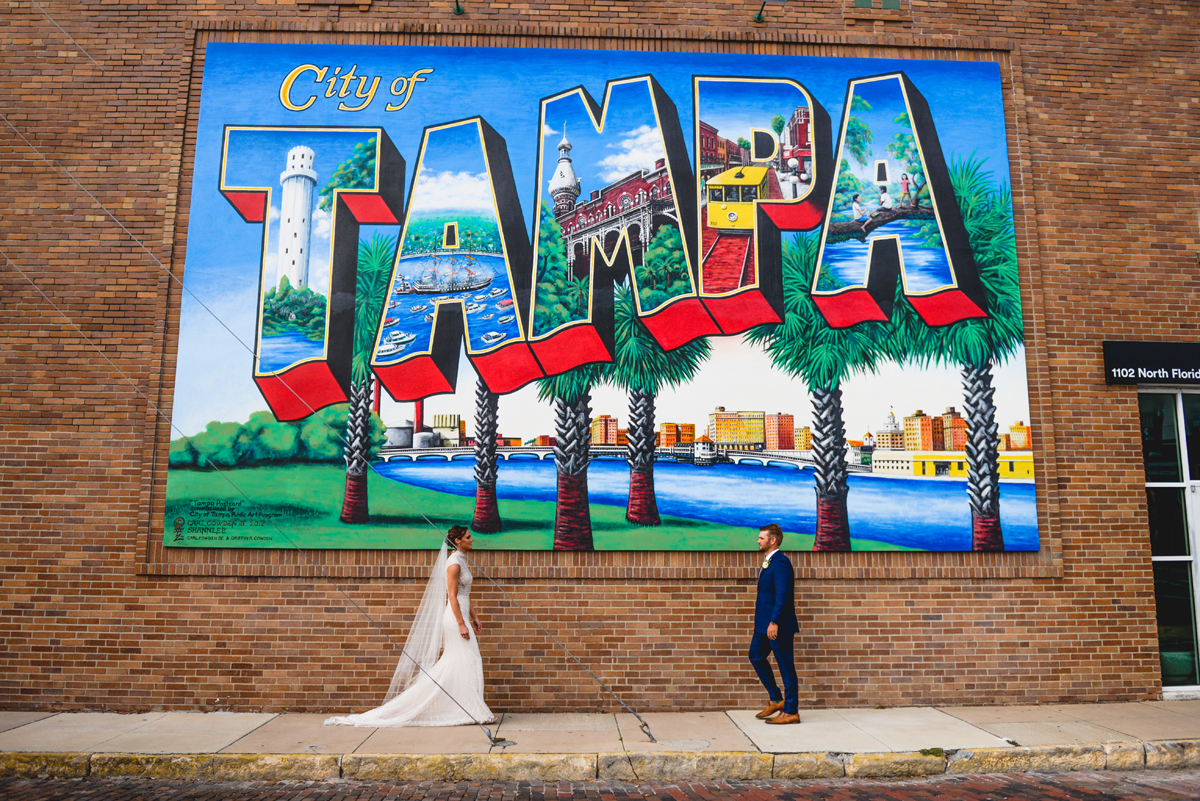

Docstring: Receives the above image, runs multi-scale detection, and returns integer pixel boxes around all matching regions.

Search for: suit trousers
[749,631,798,714]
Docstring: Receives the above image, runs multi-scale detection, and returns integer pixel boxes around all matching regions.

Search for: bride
[326,525,495,727]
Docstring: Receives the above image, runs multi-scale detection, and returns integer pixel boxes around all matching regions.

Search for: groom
[750,523,800,724]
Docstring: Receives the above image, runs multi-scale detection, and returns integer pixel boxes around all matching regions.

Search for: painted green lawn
[164,463,913,551]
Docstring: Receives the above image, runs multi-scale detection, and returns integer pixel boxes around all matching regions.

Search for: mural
[166,44,1036,552]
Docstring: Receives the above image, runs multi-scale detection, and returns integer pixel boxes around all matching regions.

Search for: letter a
[371,118,543,401]
[811,73,988,329]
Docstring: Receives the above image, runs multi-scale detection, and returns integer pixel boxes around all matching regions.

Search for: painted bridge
[377,445,680,462]
[378,446,553,462]
[722,449,872,474]
[377,445,869,472]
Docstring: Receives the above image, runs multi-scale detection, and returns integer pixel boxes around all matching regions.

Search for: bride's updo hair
[445,525,469,549]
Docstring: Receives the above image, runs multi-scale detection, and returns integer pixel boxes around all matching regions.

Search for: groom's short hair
[760,523,784,544]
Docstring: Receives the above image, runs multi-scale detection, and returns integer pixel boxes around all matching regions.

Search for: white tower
[277,146,317,289]
[548,125,581,217]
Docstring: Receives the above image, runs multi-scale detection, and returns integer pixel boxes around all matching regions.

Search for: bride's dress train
[326,551,494,727]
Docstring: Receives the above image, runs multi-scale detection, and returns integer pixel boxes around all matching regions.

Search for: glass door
[1139,391,1200,688]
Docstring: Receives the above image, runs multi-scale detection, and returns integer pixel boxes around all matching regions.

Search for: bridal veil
[384,539,449,702]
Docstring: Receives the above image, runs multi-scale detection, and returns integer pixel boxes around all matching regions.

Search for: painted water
[824,217,953,294]
[258,328,324,373]
[374,458,1038,551]
[374,253,520,362]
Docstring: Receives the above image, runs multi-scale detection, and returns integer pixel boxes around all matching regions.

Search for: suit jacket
[755,550,799,635]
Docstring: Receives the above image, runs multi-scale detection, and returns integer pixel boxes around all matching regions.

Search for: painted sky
[173,43,1014,438]
[406,122,499,218]
[841,76,927,186]
[540,80,667,189]
[697,79,810,150]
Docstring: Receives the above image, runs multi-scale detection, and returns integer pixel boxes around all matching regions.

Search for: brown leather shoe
[755,701,785,719]
[765,712,800,725]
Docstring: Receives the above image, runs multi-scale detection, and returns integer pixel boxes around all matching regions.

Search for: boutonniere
[761,558,770,569]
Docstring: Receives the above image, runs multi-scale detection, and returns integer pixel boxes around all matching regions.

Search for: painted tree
[885,112,926,191]
[537,364,608,550]
[318,137,377,212]
[771,114,786,138]
[339,231,396,523]
[533,201,588,334]
[746,231,895,551]
[632,224,691,312]
[844,95,874,167]
[471,376,502,533]
[610,285,711,526]
[890,155,1022,551]
[833,96,875,211]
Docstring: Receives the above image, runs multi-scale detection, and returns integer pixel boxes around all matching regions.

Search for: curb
[2,740,1198,782]
[342,753,596,781]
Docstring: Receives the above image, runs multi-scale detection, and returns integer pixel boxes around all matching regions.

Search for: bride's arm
[447,563,471,640]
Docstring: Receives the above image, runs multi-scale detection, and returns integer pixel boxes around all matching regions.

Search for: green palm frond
[890,153,1022,369]
[745,231,892,391]
[537,363,608,405]
[608,286,711,394]
[351,232,398,385]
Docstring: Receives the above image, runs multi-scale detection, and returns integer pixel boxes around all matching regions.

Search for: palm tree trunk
[811,386,850,551]
[471,377,502,534]
[625,389,660,526]
[553,389,593,550]
[339,380,371,524]
[962,359,1004,551]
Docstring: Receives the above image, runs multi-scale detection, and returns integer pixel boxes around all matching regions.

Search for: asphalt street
[3,773,1200,801]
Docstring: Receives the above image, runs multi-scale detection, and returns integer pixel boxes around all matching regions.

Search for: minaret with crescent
[548,125,581,217]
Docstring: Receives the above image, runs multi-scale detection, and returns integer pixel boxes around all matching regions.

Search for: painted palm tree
[537,363,608,550]
[610,285,710,525]
[339,232,396,524]
[746,232,894,551]
[890,155,1022,551]
[471,377,501,533]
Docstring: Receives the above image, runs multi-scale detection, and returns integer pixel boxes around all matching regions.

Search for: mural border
[137,22,1061,580]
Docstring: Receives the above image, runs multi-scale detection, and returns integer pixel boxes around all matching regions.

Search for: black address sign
[1103,341,1200,385]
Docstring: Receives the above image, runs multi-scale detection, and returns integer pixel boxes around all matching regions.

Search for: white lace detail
[324,547,493,728]
[448,550,472,600]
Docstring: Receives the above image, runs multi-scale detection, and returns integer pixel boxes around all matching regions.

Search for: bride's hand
[458,621,471,640]
[472,617,483,634]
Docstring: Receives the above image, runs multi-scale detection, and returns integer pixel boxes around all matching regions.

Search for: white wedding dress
[325,550,495,727]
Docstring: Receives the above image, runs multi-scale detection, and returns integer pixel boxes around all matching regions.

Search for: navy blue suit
[749,550,799,714]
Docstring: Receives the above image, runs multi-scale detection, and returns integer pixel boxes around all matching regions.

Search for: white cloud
[312,207,332,241]
[542,123,557,137]
[596,125,664,182]
[410,170,496,215]
[268,204,280,223]
[170,280,265,437]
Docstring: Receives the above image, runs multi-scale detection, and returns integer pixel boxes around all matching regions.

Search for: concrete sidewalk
[1,701,1199,781]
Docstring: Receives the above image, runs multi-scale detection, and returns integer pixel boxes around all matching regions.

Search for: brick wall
[1,0,1192,712]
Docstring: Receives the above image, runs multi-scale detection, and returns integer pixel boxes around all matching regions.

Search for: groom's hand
[767,623,778,641]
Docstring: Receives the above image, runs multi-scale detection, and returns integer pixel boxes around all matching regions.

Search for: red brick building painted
[942,407,968,452]
[765,413,795,450]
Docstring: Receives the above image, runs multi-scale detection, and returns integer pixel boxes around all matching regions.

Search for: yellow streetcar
[705,165,769,231]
